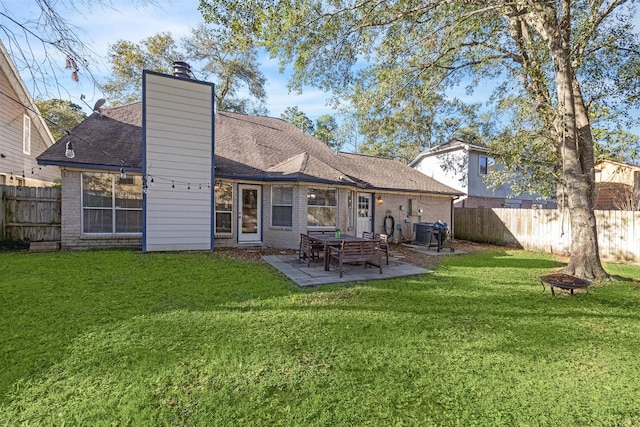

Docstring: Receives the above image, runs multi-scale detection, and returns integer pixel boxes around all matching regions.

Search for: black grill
[414,221,449,252]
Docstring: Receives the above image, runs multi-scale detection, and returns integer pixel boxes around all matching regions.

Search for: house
[0,40,59,186]
[409,139,555,209]
[594,159,640,210]
[37,71,462,251]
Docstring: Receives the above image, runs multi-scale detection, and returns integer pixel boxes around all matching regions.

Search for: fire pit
[539,273,592,296]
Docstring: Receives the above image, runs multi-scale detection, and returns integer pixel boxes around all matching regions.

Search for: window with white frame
[82,172,142,234]
[479,155,495,175]
[215,182,233,234]
[347,190,355,229]
[272,185,293,227]
[307,187,337,227]
[23,115,31,155]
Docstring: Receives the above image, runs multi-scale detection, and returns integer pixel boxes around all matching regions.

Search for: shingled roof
[37,102,462,196]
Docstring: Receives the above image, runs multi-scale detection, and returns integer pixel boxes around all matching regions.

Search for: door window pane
[242,188,258,233]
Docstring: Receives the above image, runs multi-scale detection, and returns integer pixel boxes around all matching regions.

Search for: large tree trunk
[548,6,608,280]
[562,78,607,280]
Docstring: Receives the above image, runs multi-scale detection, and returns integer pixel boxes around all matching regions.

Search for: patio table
[309,234,368,271]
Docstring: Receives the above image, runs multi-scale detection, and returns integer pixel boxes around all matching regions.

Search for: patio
[264,241,466,286]
[262,253,429,286]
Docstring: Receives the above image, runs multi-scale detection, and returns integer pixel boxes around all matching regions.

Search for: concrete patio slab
[263,254,431,287]
[400,243,467,256]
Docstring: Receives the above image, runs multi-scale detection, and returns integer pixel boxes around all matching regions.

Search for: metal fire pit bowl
[540,273,592,296]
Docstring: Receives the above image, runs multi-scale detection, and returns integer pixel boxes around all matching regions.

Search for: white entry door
[238,184,261,242]
[356,192,372,238]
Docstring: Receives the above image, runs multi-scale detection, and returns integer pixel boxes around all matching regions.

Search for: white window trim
[23,114,31,155]
[271,185,294,227]
[81,173,142,235]
[214,182,233,235]
[307,187,338,229]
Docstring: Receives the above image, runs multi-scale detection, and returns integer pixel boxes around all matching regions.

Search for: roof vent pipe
[172,61,192,79]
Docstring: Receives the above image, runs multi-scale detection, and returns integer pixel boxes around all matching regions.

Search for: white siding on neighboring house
[412,147,469,193]
[142,71,214,251]
[411,141,553,209]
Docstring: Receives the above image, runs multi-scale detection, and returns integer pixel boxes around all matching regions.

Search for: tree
[356,97,496,163]
[184,25,268,115]
[102,33,180,105]
[35,99,87,141]
[0,1,147,97]
[199,0,640,280]
[103,29,268,114]
[281,106,314,134]
[314,114,341,150]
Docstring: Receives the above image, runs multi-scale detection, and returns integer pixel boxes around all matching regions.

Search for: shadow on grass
[2,248,639,412]
[441,249,566,270]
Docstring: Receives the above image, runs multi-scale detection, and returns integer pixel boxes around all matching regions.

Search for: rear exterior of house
[47,164,457,250]
[0,41,59,187]
[38,72,461,251]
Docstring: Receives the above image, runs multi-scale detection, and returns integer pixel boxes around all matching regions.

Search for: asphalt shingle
[37,102,462,196]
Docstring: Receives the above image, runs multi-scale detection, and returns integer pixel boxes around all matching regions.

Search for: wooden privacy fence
[0,185,61,242]
[454,208,640,263]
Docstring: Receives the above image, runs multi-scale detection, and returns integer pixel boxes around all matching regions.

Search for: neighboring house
[37,89,462,250]
[410,139,555,209]
[0,40,59,186]
[594,159,640,210]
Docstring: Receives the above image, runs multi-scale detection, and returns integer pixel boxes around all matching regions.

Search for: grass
[1,249,639,426]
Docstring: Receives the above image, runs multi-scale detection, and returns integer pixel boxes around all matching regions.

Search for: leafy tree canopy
[280,107,344,150]
[102,27,268,115]
[280,106,315,133]
[34,99,87,141]
[198,0,640,279]
[314,114,341,150]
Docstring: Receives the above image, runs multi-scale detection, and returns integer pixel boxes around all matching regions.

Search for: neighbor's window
[272,185,293,227]
[23,115,31,155]
[82,172,142,234]
[215,182,233,234]
[307,187,337,227]
[479,156,495,175]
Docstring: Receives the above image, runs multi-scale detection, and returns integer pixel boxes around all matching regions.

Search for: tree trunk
[562,78,608,280]
[548,6,608,281]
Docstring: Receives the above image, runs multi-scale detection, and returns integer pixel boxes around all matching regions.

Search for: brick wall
[61,170,142,250]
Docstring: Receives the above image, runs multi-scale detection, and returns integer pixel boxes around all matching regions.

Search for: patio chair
[374,233,389,265]
[299,233,322,267]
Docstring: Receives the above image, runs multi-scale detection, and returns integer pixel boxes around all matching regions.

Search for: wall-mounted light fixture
[377,195,384,204]
[64,141,75,159]
[119,160,127,179]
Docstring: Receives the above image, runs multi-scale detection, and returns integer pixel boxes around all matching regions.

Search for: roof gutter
[37,159,143,173]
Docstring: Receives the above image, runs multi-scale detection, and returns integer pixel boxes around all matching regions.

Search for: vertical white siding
[143,72,214,251]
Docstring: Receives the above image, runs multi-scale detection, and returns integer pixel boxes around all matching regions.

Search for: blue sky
[4,0,639,138]
[4,0,335,120]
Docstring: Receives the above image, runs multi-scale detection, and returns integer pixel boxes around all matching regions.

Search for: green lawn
[1,249,639,426]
